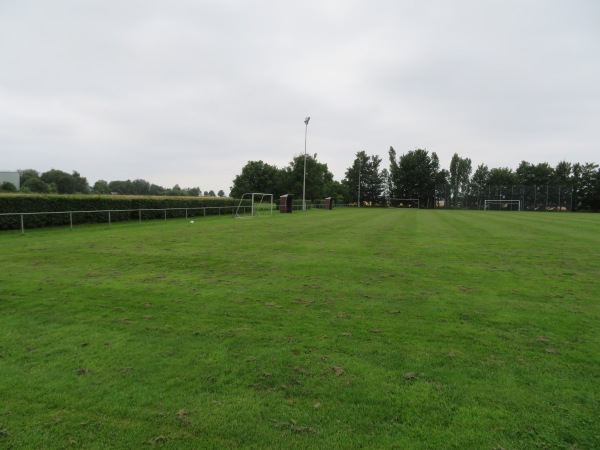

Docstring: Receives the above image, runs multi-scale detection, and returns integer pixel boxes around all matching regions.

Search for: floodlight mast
[358,158,361,208]
[302,116,310,211]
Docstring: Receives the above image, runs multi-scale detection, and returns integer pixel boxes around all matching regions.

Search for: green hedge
[0,194,241,230]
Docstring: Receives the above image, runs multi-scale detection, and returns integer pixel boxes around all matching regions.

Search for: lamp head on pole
[304,117,310,125]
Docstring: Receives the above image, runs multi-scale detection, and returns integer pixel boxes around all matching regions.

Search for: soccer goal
[389,198,420,208]
[484,199,521,211]
[234,193,273,219]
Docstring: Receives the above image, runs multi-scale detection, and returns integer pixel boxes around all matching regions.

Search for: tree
[387,147,399,198]
[553,161,572,185]
[169,185,184,196]
[516,161,554,186]
[487,167,516,186]
[0,181,17,192]
[472,164,490,187]
[41,169,72,193]
[327,180,349,204]
[57,175,76,194]
[208,190,216,197]
[149,184,165,195]
[389,148,440,208]
[21,177,50,193]
[41,169,70,185]
[131,179,151,195]
[18,169,40,185]
[343,151,385,205]
[283,153,334,202]
[230,160,281,198]
[92,180,111,194]
[71,171,89,193]
[572,162,600,210]
[186,187,201,197]
[449,153,472,206]
[380,168,391,201]
[218,190,225,197]
[108,180,132,195]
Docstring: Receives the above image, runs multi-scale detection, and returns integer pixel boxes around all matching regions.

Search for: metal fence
[434,184,573,211]
[0,206,253,234]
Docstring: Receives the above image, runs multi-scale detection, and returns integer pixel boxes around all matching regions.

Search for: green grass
[1,209,599,449]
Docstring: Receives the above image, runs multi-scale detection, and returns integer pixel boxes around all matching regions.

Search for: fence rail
[0,206,253,234]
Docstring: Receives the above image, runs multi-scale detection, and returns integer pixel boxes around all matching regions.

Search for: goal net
[389,198,420,208]
[234,193,273,219]
[484,199,521,211]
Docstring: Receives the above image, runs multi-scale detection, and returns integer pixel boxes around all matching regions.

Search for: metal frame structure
[484,199,521,211]
[234,193,273,219]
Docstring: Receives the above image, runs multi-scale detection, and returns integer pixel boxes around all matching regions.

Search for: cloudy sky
[1,0,599,194]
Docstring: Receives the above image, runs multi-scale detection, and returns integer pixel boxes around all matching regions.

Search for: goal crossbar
[234,193,273,219]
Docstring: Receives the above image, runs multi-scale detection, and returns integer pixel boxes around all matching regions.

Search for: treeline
[4,150,599,211]
[0,169,225,197]
[231,148,600,211]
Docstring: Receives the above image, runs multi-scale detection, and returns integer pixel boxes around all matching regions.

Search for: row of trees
[229,154,347,201]
[230,148,600,211]
[4,151,599,211]
[0,169,225,197]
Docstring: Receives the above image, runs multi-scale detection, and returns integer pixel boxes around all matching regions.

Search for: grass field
[1,209,599,449]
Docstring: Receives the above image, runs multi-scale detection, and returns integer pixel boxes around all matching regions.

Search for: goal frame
[484,199,521,211]
[389,198,420,209]
[234,193,273,219]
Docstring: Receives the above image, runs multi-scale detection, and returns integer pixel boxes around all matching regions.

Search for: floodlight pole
[302,116,310,211]
[358,158,361,208]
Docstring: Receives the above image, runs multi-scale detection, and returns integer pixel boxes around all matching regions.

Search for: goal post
[234,193,273,219]
[389,198,420,208]
[483,199,521,211]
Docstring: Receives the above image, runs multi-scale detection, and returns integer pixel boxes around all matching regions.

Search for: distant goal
[234,193,273,219]
[484,199,521,211]
[389,198,420,208]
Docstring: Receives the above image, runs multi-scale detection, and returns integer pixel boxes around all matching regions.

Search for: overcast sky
[1,0,599,194]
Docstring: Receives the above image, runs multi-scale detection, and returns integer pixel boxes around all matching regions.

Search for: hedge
[0,194,243,230]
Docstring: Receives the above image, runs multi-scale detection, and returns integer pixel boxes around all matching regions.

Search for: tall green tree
[21,178,50,193]
[487,167,516,186]
[71,171,89,193]
[472,164,490,187]
[388,146,399,198]
[344,151,385,205]
[41,169,71,193]
[230,160,281,198]
[56,175,76,194]
[389,148,440,208]
[92,180,111,194]
[18,169,41,185]
[572,162,600,210]
[283,154,334,201]
[108,180,133,195]
[553,161,572,185]
[449,153,472,206]
[131,179,151,195]
[516,161,554,186]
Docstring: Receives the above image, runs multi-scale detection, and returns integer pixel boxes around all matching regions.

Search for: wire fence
[434,184,573,211]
